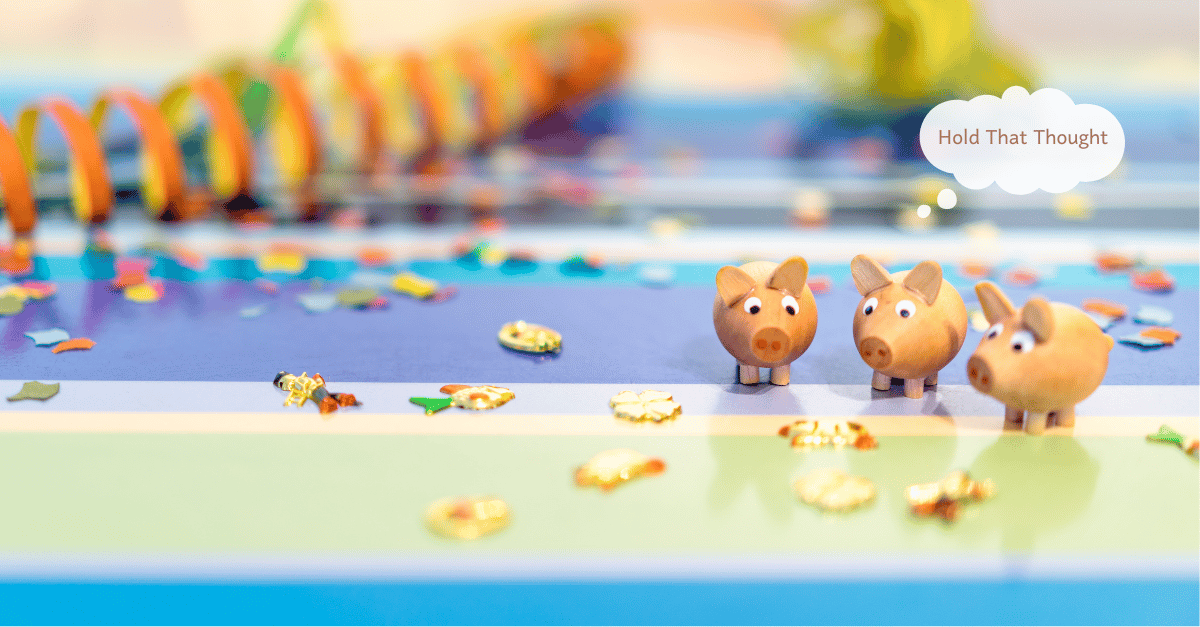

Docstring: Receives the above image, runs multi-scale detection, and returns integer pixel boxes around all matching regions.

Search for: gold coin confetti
[778,420,876,450]
[906,470,996,522]
[424,496,510,540]
[448,385,514,410]
[609,390,682,423]
[498,320,562,354]
[792,468,876,512]
[575,448,665,491]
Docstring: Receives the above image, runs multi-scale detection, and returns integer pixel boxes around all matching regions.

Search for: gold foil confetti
[498,320,562,354]
[448,385,514,410]
[392,272,439,299]
[778,420,877,450]
[906,470,996,522]
[792,468,876,512]
[424,497,510,540]
[609,390,681,423]
[575,448,666,490]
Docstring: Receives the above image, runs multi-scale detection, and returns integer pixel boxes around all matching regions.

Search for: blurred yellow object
[392,272,439,299]
[1054,192,1094,221]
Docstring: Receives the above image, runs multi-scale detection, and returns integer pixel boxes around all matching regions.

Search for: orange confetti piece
[52,338,95,353]
[1081,298,1127,318]
[18,281,56,299]
[1132,268,1175,293]
[1095,252,1136,273]
[806,275,832,295]
[1140,327,1181,345]
[357,246,390,267]
[959,261,992,280]
[1002,267,1039,287]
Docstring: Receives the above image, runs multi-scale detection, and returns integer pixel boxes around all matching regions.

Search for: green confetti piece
[410,397,453,415]
[1148,425,1186,447]
[0,294,26,316]
[7,381,61,402]
[337,287,380,309]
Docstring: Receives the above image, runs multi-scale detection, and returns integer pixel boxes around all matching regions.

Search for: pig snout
[751,327,790,362]
[967,356,992,392]
[858,337,892,369]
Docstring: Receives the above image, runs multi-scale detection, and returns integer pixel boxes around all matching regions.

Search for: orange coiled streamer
[16,98,115,226]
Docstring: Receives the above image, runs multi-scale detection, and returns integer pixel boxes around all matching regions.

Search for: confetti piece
[124,281,164,303]
[1086,311,1119,332]
[336,287,380,309]
[357,246,390,267]
[959,261,992,280]
[1081,299,1127,319]
[253,278,279,295]
[1095,252,1136,273]
[1118,334,1166,350]
[6,381,60,402]
[0,294,24,316]
[425,497,510,540]
[560,255,603,277]
[1001,267,1040,287]
[1133,305,1173,326]
[968,308,989,332]
[906,470,995,522]
[1147,425,1199,458]
[448,386,514,410]
[52,338,96,354]
[366,296,389,310]
[778,420,876,450]
[793,468,876,512]
[410,397,454,415]
[575,448,666,491]
[806,275,832,295]
[347,271,395,290]
[172,245,207,272]
[1139,327,1181,345]
[392,272,439,299]
[239,304,269,319]
[256,250,308,274]
[498,321,562,354]
[24,328,70,346]
[429,285,458,303]
[297,292,337,314]
[609,390,682,423]
[500,254,538,275]
[1132,268,1175,293]
[638,264,675,288]
[18,281,57,299]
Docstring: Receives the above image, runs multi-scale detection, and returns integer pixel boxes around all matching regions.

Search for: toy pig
[713,257,817,385]
[851,255,967,398]
[967,281,1115,435]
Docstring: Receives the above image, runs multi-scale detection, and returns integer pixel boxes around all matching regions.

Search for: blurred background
[0,0,1196,265]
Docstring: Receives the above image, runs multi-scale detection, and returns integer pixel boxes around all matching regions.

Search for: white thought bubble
[919,87,1125,195]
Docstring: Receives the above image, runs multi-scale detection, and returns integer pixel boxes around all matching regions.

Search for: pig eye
[862,297,878,316]
[743,296,762,315]
[1010,330,1035,353]
[986,323,1003,339]
[781,295,799,315]
[895,300,916,319]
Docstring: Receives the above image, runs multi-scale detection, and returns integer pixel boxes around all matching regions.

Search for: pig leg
[1004,406,1024,430]
[738,363,760,385]
[769,365,790,385]
[872,371,891,391]
[925,372,938,386]
[1024,412,1048,435]
[1054,406,1076,428]
[902,378,924,398]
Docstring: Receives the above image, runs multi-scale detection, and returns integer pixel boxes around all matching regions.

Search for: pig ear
[716,265,756,307]
[851,255,892,296]
[902,260,942,305]
[975,281,1015,324]
[1021,297,1055,343]
[768,256,809,294]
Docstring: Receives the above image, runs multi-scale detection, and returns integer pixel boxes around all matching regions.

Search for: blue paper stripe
[0,578,1195,625]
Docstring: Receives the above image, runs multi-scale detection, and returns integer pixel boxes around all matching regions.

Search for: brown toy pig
[851,255,967,398]
[967,281,1115,435]
[713,257,817,385]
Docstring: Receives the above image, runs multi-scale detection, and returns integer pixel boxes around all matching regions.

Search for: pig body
[967,281,1115,435]
[713,257,817,385]
[851,256,967,398]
